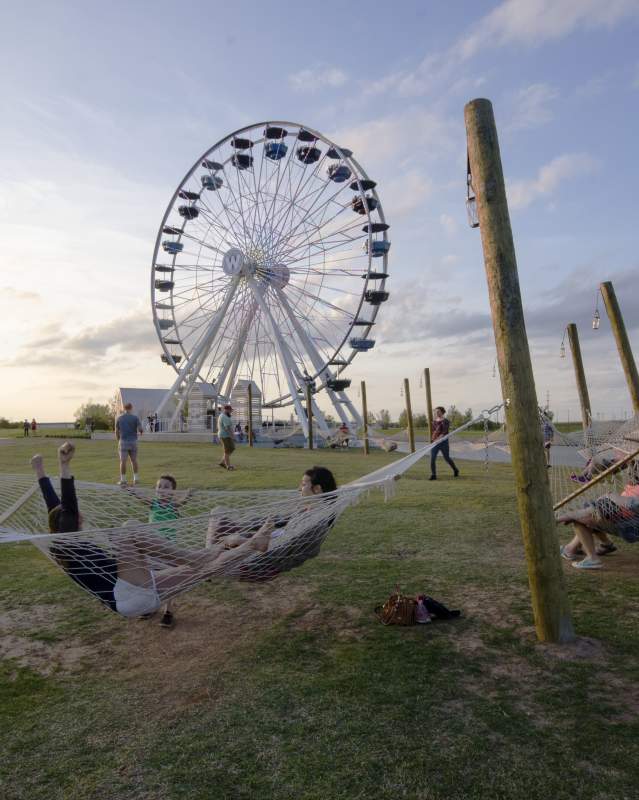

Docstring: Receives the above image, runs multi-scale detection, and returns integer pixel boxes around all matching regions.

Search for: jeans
[430,440,458,476]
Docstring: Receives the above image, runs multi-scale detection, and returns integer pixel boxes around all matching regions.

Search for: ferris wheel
[152,121,390,437]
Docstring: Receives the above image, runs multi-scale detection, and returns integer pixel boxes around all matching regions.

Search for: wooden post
[361,380,370,455]
[600,281,639,413]
[565,323,591,432]
[404,378,415,454]
[424,368,433,442]
[247,383,254,447]
[305,384,313,450]
[465,98,574,644]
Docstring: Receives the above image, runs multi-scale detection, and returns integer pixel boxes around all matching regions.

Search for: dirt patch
[537,635,608,664]
[0,634,93,676]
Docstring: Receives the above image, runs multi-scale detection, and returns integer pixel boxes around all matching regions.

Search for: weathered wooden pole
[600,281,639,413]
[565,323,591,432]
[361,380,370,455]
[424,368,434,442]
[465,98,574,644]
[305,384,313,450]
[247,383,254,447]
[404,378,416,453]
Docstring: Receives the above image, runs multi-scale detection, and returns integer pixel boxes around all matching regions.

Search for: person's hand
[58,442,75,463]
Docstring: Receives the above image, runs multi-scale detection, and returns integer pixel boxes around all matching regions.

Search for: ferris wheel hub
[222,247,255,278]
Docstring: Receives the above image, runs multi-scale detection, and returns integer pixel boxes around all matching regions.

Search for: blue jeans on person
[430,440,458,477]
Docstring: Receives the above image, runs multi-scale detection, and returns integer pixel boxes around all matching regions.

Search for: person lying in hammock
[207,466,338,582]
[557,462,639,570]
[31,444,272,617]
[570,449,625,484]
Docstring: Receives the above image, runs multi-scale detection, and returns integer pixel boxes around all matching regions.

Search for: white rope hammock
[0,405,502,618]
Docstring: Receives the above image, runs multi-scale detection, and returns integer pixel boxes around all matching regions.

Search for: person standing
[429,406,459,481]
[218,404,236,470]
[23,419,30,437]
[115,402,143,486]
[31,418,37,434]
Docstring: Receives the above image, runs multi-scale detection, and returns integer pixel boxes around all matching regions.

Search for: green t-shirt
[149,498,179,541]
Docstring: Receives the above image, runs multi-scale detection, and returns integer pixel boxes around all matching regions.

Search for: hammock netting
[0,406,502,617]
[543,412,639,536]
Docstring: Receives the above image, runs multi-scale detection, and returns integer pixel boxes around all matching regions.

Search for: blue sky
[1,0,638,422]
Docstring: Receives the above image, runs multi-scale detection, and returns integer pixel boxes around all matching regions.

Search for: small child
[125,474,191,629]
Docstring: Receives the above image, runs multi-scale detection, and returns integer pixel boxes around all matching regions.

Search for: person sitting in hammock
[207,467,338,582]
[31,444,272,617]
[557,462,639,570]
[123,474,193,628]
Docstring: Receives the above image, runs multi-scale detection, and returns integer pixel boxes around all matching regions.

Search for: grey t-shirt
[116,412,142,442]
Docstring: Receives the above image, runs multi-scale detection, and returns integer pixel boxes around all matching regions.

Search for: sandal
[560,545,579,561]
[572,557,603,570]
[596,542,618,556]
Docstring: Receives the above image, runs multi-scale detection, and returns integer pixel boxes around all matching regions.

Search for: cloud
[4,309,157,368]
[459,0,639,57]
[508,83,560,130]
[289,66,347,92]
[363,1,639,99]
[439,213,458,236]
[507,153,598,209]
[0,287,41,302]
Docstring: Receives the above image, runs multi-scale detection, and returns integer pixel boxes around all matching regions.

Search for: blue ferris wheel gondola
[328,163,352,183]
[265,142,288,161]
[350,338,375,351]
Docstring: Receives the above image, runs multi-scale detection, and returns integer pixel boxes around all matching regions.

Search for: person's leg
[572,523,602,568]
[440,440,459,476]
[119,449,128,484]
[430,443,440,479]
[130,448,139,485]
[160,597,174,628]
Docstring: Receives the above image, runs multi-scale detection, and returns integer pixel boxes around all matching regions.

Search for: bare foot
[30,454,45,478]
[250,520,274,553]
[58,442,75,463]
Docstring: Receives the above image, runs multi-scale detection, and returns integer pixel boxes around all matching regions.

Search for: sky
[1,0,638,423]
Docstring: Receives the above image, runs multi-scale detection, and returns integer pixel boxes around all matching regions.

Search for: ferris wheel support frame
[274,287,362,429]
[248,279,331,441]
[214,299,259,402]
[155,277,241,424]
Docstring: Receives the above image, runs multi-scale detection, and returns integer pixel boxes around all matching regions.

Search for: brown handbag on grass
[375,588,417,626]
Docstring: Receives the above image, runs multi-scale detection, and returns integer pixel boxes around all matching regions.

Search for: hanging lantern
[560,342,566,358]
[592,308,600,330]
[466,153,479,229]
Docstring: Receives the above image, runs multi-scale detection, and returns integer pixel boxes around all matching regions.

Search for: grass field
[1,436,639,800]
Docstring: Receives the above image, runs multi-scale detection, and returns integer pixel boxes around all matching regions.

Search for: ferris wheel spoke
[195,200,248,253]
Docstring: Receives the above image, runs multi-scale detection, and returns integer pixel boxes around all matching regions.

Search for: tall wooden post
[361,380,370,455]
[424,368,434,442]
[600,281,639,413]
[565,323,591,432]
[465,98,574,644]
[404,378,415,454]
[247,383,254,447]
[305,384,313,450]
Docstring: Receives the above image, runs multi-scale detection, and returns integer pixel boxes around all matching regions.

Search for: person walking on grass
[218,403,236,470]
[23,419,30,437]
[429,406,459,481]
[115,402,143,486]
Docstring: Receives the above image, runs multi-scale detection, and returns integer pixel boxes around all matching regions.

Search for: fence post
[565,323,591,432]
[600,281,639,413]
[306,384,313,450]
[465,97,574,644]
[424,368,433,442]
[404,378,415,454]
[361,380,370,455]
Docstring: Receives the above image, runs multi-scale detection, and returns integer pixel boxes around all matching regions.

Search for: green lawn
[1,437,638,800]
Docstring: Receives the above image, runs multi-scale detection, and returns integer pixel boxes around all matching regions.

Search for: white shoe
[118,479,127,486]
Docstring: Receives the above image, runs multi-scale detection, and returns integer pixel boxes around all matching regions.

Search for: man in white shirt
[218,404,236,471]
